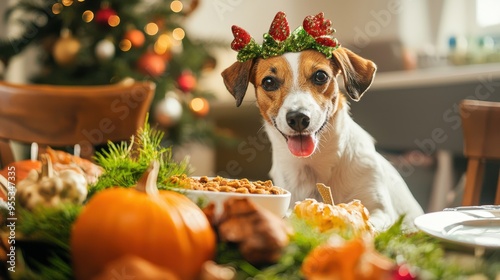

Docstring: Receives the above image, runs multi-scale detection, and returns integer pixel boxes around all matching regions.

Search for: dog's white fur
[222,48,424,230]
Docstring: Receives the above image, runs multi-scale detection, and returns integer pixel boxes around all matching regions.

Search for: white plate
[414,208,500,249]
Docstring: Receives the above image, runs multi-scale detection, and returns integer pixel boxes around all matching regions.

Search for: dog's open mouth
[287,134,316,157]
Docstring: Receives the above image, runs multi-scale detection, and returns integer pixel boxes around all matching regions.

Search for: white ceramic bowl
[179,188,291,218]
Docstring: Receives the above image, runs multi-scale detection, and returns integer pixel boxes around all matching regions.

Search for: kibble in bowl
[169,175,291,218]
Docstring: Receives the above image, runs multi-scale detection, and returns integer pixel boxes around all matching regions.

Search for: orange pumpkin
[70,161,216,280]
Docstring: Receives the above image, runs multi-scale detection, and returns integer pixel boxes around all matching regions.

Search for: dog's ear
[332,48,377,101]
[221,59,256,107]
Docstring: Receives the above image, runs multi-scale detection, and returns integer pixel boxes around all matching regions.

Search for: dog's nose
[286,111,310,132]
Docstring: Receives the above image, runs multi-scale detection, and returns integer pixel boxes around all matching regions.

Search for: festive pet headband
[230,11,340,62]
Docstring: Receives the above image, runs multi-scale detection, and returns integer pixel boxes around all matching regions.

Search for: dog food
[169,175,286,195]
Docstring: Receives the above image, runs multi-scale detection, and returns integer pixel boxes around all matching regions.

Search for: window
[476,0,500,27]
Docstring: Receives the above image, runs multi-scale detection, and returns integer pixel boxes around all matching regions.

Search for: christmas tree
[0,0,218,145]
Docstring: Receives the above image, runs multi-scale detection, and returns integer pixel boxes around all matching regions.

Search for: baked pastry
[293,198,374,236]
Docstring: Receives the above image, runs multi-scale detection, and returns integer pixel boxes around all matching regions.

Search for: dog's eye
[261,76,280,91]
[312,70,329,85]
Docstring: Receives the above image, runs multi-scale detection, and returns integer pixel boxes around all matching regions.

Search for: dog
[221,47,424,230]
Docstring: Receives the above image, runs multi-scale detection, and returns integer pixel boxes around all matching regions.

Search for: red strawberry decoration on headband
[268,11,290,42]
[230,25,252,51]
[303,12,335,38]
[315,37,338,47]
[229,11,340,61]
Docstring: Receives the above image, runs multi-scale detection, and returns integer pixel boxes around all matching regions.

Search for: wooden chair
[0,80,155,167]
[459,99,500,206]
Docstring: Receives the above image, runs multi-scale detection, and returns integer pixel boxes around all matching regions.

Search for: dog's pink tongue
[287,135,315,157]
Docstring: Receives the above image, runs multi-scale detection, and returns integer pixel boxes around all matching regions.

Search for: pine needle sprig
[88,121,189,197]
[7,204,81,279]
[12,252,74,280]
[16,204,82,250]
[375,217,474,279]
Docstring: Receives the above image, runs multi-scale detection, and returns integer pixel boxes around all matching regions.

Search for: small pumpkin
[71,161,216,280]
[301,235,394,280]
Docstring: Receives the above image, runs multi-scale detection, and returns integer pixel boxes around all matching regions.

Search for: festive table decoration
[301,235,394,280]
[294,198,374,236]
[1,122,499,280]
[16,154,87,211]
[0,146,102,186]
[216,198,291,265]
[71,161,215,280]
[0,160,40,186]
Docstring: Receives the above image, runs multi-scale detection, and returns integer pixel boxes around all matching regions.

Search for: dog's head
[222,47,376,158]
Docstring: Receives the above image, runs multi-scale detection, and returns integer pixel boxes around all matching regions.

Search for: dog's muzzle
[286,111,310,132]
[280,109,317,158]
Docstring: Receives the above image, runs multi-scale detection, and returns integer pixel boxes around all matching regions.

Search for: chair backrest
[0,80,155,167]
[459,99,500,206]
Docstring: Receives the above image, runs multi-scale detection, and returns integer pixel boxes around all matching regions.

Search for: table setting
[0,123,499,280]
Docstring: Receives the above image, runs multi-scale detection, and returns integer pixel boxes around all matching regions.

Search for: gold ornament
[52,29,81,66]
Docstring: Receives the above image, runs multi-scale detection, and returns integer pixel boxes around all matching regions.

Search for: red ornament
[268,11,290,42]
[230,25,251,51]
[177,71,197,93]
[95,7,117,26]
[123,29,145,48]
[392,264,417,280]
[137,53,166,77]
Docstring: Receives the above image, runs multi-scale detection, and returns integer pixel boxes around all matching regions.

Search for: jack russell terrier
[221,12,424,230]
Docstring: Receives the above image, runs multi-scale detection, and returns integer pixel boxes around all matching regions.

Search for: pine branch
[375,217,475,279]
[88,119,189,197]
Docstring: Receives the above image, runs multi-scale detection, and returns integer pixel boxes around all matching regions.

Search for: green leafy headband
[230,12,340,62]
